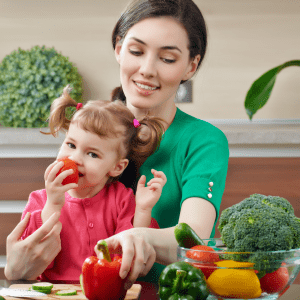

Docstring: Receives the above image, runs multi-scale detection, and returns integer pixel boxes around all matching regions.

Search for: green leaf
[244,60,300,120]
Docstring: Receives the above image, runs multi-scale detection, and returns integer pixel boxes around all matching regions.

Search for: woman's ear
[108,158,129,177]
[182,54,201,81]
[114,36,123,64]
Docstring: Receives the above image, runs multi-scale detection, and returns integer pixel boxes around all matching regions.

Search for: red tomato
[186,245,220,279]
[56,158,79,185]
[259,265,289,294]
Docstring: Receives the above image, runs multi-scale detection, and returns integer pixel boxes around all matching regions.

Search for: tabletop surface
[1,280,300,300]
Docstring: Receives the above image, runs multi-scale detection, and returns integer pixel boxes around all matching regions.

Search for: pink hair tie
[76,103,83,110]
[133,119,141,128]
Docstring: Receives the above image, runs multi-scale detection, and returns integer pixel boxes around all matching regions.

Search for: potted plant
[244,60,300,120]
[0,45,83,128]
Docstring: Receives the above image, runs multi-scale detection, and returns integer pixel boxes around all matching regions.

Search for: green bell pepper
[159,261,210,300]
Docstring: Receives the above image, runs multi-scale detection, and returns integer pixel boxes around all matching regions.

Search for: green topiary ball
[0,45,83,128]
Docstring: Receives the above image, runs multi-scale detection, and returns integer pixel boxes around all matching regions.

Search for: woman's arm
[98,196,216,289]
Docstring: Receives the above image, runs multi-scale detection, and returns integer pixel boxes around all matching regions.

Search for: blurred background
[1,0,299,120]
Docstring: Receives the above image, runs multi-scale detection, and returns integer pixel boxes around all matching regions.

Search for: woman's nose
[139,54,157,78]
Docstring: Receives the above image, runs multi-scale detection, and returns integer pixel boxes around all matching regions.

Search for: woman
[5,0,229,289]
[101,0,229,286]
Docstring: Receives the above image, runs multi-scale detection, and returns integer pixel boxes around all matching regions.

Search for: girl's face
[115,17,200,114]
[57,122,128,198]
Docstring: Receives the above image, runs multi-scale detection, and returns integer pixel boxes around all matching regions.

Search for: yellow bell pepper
[206,260,262,299]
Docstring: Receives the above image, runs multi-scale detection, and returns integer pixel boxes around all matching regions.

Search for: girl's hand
[44,160,78,207]
[135,169,167,211]
[94,228,156,290]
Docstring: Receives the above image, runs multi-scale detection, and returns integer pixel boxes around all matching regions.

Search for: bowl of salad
[171,194,300,300]
[177,238,300,300]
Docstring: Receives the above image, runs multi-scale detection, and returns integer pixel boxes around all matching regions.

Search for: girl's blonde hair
[42,86,166,182]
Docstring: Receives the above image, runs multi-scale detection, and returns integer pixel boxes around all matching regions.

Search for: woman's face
[115,17,200,113]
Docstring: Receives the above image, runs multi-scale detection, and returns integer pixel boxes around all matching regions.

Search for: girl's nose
[69,152,82,165]
[139,54,157,78]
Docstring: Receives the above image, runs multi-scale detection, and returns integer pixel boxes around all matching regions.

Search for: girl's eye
[67,143,75,149]
[88,152,99,159]
[129,49,142,56]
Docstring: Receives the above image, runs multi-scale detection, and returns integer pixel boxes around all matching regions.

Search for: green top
[138,107,229,283]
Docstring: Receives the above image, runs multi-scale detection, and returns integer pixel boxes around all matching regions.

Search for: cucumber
[174,223,205,248]
[56,289,77,296]
[32,282,53,294]
[79,273,85,295]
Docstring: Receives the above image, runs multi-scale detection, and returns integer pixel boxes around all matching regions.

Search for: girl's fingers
[147,178,164,187]
[151,169,167,182]
[137,175,146,187]
[44,161,59,181]
[148,183,161,191]
[47,161,64,182]
[62,183,78,192]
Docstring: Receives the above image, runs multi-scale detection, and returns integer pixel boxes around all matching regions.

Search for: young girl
[19,86,166,281]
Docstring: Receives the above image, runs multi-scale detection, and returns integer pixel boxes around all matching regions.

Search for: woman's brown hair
[111,0,207,102]
[42,86,166,185]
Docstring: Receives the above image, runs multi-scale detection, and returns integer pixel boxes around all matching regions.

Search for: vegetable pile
[159,194,300,299]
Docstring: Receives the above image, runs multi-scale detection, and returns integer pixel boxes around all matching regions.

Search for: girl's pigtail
[130,116,167,167]
[111,86,126,103]
[41,85,78,137]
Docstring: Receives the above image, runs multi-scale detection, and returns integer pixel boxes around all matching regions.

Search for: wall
[1,0,299,120]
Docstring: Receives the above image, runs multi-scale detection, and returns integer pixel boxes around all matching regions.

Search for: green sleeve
[180,123,229,228]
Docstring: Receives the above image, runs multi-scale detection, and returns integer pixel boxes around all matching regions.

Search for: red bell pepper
[81,240,126,300]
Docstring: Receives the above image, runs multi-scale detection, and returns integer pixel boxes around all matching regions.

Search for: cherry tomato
[186,245,220,279]
[259,265,289,294]
[56,157,79,185]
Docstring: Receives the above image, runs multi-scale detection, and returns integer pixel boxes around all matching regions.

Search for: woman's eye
[162,58,176,64]
[129,49,142,56]
[88,152,99,159]
[67,143,75,149]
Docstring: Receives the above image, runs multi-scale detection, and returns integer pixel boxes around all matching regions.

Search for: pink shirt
[21,182,159,281]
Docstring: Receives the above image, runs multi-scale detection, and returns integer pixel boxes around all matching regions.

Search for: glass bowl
[177,238,300,300]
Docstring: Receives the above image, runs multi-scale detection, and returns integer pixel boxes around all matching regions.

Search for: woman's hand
[5,212,62,280]
[94,228,156,290]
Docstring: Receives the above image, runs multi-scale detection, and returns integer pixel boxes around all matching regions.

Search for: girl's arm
[96,196,215,289]
[133,170,167,227]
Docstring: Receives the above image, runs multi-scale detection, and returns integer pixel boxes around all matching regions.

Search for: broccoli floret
[218,194,299,276]
[218,194,294,233]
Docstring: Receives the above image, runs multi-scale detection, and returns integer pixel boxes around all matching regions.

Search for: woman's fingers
[26,212,61,244]
[6,212,31,244]
[99,229,156,289]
